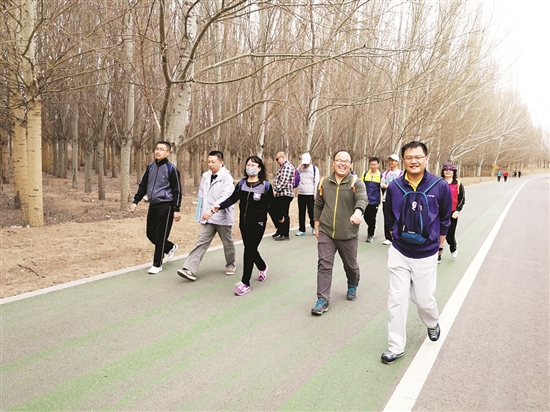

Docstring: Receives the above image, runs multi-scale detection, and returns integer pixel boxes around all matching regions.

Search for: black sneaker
[275,235,289,241]
[271,232,281,238]
[311,298,329,316]
[437,254,442,264]
[381,349,404,365]
[428,323,441,341]
[346,285,357,301]
[366,236,374,243]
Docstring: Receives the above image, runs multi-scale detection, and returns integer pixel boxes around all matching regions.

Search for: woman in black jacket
[208,156,283,295]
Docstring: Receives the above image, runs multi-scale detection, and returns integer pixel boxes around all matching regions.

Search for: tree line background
[2,0,549,227]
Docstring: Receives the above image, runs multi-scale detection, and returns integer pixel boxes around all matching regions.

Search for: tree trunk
[71,111,79,188]
[1,139,10,184]
[135,145,143,184]
[111,140,118,178]
[61,139,69,179]
[12,111,29,225]
[84,130,93,194]
[26,98,44,227]
[120,139,132,209]
[120,8,134,210]
[97,138,105,200]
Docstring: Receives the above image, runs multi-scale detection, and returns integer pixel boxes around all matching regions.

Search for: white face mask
[246,167,260,177]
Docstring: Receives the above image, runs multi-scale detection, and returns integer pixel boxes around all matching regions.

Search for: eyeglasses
[403,155,426,162]
[334,159,351,165]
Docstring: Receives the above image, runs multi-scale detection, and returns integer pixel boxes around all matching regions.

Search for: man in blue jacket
[130,141,182,275]
[381,141,452,364]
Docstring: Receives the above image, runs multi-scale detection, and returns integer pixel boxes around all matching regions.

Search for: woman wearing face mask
[207,156,283,296]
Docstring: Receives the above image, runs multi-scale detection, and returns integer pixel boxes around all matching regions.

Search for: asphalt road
[1,174,548,411]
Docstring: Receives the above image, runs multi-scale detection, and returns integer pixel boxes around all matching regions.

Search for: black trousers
[363,204,379,237]
[240,222,267,286]
[445,216,458,252]
[270,195,293,236]
[382,201,393,241]
[146,202,175,267]
[298,194,315,233]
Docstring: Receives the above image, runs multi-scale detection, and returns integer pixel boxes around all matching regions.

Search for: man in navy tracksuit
[130,141,182,274]
[381,141,452,364]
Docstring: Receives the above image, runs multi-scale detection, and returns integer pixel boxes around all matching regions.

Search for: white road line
[383,180,530,412]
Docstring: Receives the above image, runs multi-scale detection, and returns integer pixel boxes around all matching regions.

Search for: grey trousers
[316,231,360,303]
[184,223,236,275]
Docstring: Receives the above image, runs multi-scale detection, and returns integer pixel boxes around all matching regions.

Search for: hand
[278,216,285,223]
[452,211,460,219]
[129,203,137,214]
[174,211,181,222]
[350,210,362,225]
[202,211,213,221]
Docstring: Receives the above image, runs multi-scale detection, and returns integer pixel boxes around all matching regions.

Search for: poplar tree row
[2,0,548,226]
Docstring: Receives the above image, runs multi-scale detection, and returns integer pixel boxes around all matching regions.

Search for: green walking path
[1,176,545,411]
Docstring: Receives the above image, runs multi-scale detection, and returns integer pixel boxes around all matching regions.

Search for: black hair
[400,141,428,157]
[332,150,352,162]
[208,150,224,161]
[441,167,458,183]
[243,155,267,181]
[156,141,172,151]
[369,157,380,163]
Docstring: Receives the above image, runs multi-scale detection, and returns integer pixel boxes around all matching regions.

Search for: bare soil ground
[0,171,295,298]
[1,169,543,298]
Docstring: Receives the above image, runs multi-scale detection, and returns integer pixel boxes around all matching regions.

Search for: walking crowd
[131,140,467,365]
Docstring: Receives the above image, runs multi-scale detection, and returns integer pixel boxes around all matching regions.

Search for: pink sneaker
[234,282,250,296]
[258,264,269,282]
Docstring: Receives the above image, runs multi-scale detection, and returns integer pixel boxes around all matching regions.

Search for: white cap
[301,153,311,164]
[389,154,399,161]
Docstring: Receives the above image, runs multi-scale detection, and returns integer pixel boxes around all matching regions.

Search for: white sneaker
[451,250,458,258]
[163,244,179,263]
[382,240,392,245]
[148,265,163,274]
[311,227,316,235]
[225,267,237,276]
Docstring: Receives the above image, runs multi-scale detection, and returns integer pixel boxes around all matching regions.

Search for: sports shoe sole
[311,307,328,316]
[381,352,404,365]
[177,269,197,281]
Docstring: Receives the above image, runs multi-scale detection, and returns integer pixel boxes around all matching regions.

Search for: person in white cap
[296,153,320,236]
[380,154,403,245]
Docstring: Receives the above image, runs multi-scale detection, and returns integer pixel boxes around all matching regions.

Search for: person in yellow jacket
[311,150,368,315]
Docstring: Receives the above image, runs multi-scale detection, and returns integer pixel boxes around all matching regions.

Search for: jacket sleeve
[456,182,465,212]
[313,178,325,220]
[439,181,453,236]
[170,165,182,212]
[218,173,236,205]
[219,181,241,210]
[353,177,368,214]
[384,185,396,230]
[133,167,149,204]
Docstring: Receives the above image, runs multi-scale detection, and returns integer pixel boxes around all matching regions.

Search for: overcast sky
[488,0,550,130]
